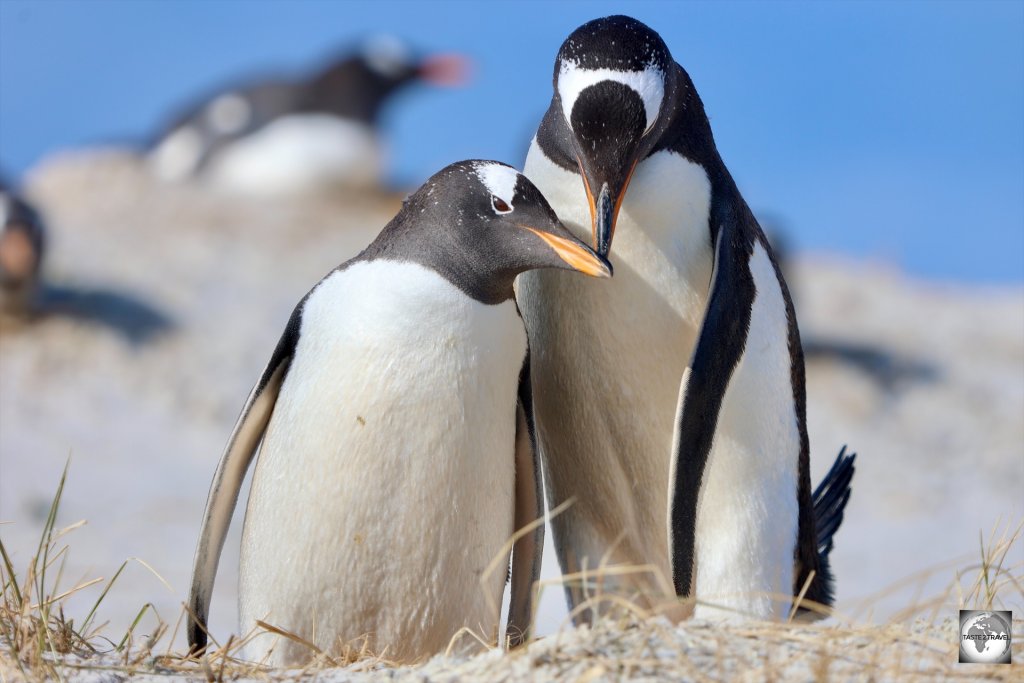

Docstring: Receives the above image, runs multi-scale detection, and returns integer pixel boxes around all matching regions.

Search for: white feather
[557,62,665,131]
[205,114,384,194]
[239,261,527,665]
[474,162,519,210]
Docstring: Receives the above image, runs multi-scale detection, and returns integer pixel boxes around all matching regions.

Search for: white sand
[1,152,1021,669]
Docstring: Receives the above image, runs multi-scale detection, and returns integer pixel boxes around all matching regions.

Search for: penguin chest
[239,261,526,663]
[204,114,384,193]
[520,145,713,563]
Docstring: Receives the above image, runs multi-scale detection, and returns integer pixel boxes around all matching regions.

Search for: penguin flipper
[668,220,756,599]
[186,308,301,655]
[506,361,544,649]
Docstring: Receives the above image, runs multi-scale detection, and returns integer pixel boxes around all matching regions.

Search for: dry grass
[1,468,1021,682]
[0,461,173,680]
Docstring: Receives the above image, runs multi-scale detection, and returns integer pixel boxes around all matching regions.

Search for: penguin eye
[491,196,512,214]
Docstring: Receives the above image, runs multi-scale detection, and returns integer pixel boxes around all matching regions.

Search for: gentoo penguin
[515,16,855,621]
[148,36,468,194]
[0,179,45,319]
[187,160,611,665]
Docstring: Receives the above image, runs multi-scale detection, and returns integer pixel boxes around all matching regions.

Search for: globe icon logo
[959,610,1011,664]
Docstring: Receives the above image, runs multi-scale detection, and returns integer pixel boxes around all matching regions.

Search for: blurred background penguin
[147,35,468,195]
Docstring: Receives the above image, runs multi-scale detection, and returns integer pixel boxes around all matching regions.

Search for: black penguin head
[551,16,677,256]
[309,36,469,123]
[369,160,611,304]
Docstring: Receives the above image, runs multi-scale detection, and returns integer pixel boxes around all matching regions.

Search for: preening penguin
[516,16,855,621]
[0,179,45,319]
[187,160,611,665]
[148,36,468,194]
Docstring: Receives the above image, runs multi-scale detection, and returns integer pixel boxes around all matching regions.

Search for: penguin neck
[651,63,737,204]
[358,214,516,307]
[427,259,518,307]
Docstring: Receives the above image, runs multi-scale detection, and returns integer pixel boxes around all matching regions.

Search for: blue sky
[1,0,1021,282]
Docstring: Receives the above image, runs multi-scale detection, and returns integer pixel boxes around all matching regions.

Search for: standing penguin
[148,36,467,194]
[0,179,45,319]
[187,160,611,665]
[516,16,855,621]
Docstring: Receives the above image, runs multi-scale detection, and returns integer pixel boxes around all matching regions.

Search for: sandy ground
[1,152,1022,671]
[6,617,1024,682]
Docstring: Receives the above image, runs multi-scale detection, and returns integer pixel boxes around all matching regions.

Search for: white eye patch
[474,162,518,213]
[205,93,252,135]
[363,34,411,77]
[558,61,665,133]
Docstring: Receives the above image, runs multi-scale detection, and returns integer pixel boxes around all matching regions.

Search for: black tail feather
[812,446,856,558]
[797,445,856,618]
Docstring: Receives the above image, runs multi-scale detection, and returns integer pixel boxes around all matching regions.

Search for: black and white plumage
[148,36,468,194]
[0,179,45,318]
[187,160,610,665]
[516,16,855,621]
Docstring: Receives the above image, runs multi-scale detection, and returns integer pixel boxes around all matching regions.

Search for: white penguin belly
[518,145,713,610]
[205,114,384,194]
[239,261,526,665]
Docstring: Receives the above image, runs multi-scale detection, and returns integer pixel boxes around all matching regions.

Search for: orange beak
[524,227,612,278]
[418,53,472,87]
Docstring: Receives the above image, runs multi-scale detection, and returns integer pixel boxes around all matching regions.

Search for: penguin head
[310,36,470,122]
[550,16,680,257]
[374,160,611,304]
[359,35,469,89]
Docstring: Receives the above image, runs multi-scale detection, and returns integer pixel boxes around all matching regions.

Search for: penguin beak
[577,155,639,258]
[418,54,472,87]
[0,224,39,280]
[523,226,612,278]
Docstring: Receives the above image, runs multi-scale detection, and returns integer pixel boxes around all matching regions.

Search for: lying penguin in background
[517,15,855,622]
[148,36,468,194]
[187,160,611,665]
[0,179,45,320]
